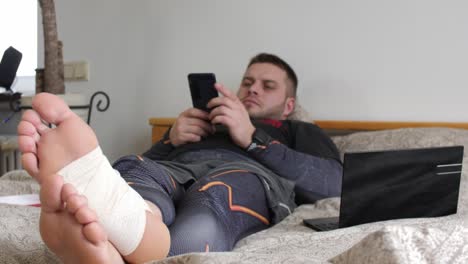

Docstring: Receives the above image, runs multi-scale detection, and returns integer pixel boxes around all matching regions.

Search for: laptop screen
[339,146,464,228]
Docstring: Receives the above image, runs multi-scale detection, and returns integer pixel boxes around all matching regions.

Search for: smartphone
[188,73,218,112]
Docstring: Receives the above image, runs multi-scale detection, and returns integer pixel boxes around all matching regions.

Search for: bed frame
[148,118,468,144]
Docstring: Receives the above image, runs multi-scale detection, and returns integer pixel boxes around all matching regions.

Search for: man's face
[237,63,295,120]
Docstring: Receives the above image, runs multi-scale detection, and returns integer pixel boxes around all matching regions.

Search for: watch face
[253,129,271,145]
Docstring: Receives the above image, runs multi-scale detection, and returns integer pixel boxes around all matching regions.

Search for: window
[0,0,37,93]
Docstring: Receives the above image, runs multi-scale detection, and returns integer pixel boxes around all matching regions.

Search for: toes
[82,222,108,245]
[18,135,37,153]
[18,134,39,178]
[21,153,39,178]
[65,194,87,213]
[75,206,98,225]
[62,188,99,225]
[21,110,50,135]
[21,110,42,126]
[40,175,64,213]
[61,183,79,203]
[32,93,74,125]
[17,120,39,138]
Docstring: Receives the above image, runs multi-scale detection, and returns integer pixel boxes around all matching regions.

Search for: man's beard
[247,100,288,120]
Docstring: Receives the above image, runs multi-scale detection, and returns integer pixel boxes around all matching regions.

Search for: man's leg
[17,93,169,263]
[113,155,185,226]
[168,170,270,255]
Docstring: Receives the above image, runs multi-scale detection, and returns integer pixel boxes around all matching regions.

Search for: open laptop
[303,145,464,231]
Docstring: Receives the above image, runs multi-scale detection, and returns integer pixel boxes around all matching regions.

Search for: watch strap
[245,128,273,152]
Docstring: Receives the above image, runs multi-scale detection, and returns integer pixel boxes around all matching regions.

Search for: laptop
[303,145,464,231]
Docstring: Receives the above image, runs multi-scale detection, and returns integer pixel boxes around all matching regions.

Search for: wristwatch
[245,128,272,152]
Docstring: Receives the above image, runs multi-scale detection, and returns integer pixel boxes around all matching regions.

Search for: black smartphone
[188,73,218,112]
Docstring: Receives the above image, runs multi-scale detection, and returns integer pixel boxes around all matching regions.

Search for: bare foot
[18,93,98,183]
[18,93,170,262]
[40,175,123,264]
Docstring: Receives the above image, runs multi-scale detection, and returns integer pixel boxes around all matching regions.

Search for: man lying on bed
[17,53,342,263]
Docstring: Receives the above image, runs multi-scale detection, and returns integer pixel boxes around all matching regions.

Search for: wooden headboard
[148,118,468,144]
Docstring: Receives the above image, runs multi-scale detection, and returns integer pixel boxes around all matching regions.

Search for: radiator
[0,136,21,175]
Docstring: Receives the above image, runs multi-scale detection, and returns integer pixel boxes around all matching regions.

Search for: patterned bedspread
[1,127,467,264]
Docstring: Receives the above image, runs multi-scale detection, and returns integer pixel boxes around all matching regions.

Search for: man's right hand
[169,108,214,147]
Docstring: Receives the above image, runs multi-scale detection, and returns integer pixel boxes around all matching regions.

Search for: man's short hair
[247,53,298,98]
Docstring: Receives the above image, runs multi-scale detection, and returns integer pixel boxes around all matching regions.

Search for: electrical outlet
[64,61,89,81]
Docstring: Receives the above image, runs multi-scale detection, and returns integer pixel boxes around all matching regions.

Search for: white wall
[41,0,468,161]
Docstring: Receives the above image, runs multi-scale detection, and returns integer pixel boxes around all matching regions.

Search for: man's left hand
[207,83,255,149]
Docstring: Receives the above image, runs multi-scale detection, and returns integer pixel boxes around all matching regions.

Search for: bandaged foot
[58,147,150,255]
[40,175,124,264]
[17,93,169,261]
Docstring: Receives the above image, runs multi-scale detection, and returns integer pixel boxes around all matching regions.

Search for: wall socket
[64,61,89,81]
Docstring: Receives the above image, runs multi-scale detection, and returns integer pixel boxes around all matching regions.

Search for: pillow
[286,102,313,122]
[331,127,468,160]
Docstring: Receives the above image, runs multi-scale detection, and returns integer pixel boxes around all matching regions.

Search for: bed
[1,119,468,264]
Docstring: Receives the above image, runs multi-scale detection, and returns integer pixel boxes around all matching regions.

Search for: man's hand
[169,108,214,147]
[207,83,255,149]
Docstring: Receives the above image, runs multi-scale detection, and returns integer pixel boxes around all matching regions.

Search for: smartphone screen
[188,73,218,112]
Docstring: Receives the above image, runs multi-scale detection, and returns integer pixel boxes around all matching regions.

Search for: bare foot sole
[17,93,98,183]
[18,93,170,262]
[40,175,124,264]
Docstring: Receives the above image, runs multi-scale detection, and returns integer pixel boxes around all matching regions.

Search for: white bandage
[58,147,150,256]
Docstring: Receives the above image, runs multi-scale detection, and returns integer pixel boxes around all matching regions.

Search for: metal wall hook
[11,91,110,125]
[87,91,110,124]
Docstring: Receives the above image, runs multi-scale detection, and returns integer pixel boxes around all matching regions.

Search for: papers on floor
[0,194,40,207]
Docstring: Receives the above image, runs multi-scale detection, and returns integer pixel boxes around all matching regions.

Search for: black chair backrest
[0,46,23,90]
